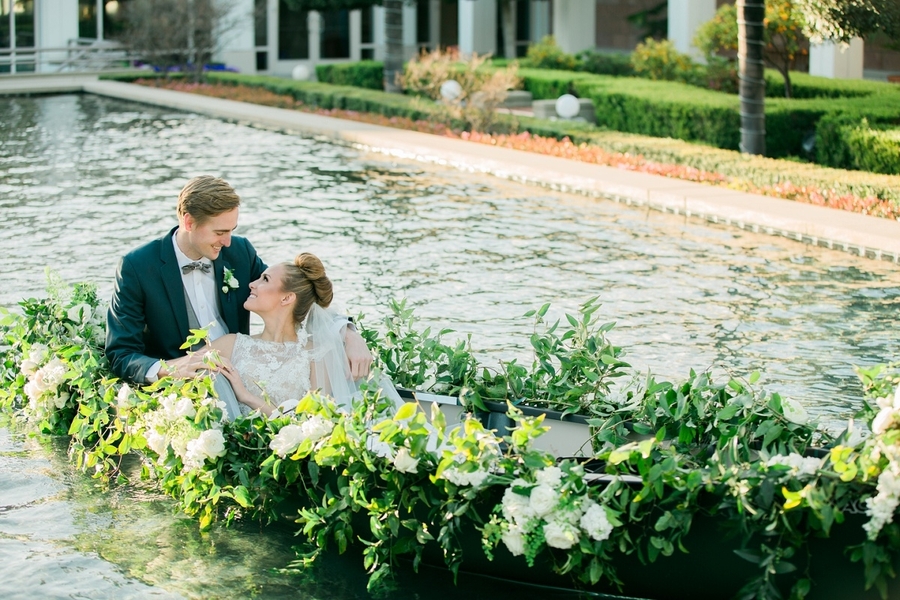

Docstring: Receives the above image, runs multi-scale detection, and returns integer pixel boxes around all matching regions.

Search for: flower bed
[116,75,900,220]
[2,280,900,599]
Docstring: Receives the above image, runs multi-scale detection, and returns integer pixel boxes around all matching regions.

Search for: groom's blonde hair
[177,175,241,224]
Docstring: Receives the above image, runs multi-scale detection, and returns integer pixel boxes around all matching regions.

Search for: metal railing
[0,38,139,74]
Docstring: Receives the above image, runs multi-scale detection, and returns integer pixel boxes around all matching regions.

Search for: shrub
[629,38,703,85]
[315,61,384,90]
[399,48,521,131]
[523,35,578,71]
[576,50,634,77]
[817,114,900,175]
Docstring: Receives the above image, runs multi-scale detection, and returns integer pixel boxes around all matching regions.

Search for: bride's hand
[213,357,248,395]
[343,329,374,380]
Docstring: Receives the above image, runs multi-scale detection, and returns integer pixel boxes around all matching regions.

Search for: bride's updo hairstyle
[281,253,334,326]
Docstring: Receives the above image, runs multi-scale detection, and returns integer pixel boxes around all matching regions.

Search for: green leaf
[233,485,253,508]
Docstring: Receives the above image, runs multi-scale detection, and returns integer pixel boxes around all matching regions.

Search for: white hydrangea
[543,519,580,549]
[20,343,49,376]
[766,453,822,478]
[535,466,563,487]
[501,484,536,527]
[442,466,489,488]
[865,466,900,540]
[580,501,614,542]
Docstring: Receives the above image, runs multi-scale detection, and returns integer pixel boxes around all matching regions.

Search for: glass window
[416,0,429,45]
[1,1,11,48]
[102,0,127,40]
[255,0,267,46]
[361,5,372,45]
[78,0,97,39]
[515,0,529,57]
[278,0,308,59]
[320,9,348,59]
[15,0,33,47]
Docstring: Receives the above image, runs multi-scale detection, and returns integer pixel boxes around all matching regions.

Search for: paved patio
[2,73,898,263]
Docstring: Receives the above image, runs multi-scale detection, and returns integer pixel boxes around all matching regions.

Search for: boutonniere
[222,268,239,294]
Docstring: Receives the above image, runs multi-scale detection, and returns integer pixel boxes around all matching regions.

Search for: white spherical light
[440,79,462,101]
[292,65,311,81]
[555,94,580,119]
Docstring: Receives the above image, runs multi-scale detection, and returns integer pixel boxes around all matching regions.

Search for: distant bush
[629,38,703,85]
[576,50,634,77]
[816,114,900,175]
[523,36,578,71]
[315,61,383,90]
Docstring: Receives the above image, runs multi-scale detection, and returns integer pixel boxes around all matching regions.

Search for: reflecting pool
[1,93,898,599]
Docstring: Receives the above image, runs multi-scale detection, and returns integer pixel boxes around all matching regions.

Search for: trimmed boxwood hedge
[100,72,900,204]
[315,61,384,90]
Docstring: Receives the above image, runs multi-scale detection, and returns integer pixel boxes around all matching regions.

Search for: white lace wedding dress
[230,330,316,417]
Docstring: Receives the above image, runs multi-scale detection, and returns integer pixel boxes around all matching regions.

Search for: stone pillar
[403,1,418,60]
[373,5,386,60]
[667,0,716,58]
[350,9,362,60]
[552,0,595,55]
[37,0,78,72]
[459,0,496,56]
[430,0,441,49]
[809,38,865,79]
[531,0,550,43]
[218,0,256,73]
[309,11,321,63]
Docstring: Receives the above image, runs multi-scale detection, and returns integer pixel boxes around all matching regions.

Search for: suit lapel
[159,228,189,338]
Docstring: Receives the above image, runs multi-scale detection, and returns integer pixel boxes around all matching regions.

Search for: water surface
[1,93,898,598]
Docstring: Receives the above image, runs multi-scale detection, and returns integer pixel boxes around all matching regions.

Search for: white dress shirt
[145,234,229,381]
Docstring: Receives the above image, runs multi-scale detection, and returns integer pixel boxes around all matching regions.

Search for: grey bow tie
[182,261,212,274]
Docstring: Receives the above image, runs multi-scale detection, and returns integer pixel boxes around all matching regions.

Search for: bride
[203,252,368,418]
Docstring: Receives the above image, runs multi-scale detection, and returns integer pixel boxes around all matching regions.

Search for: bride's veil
[306,302,358,410]
[305,302,403,413]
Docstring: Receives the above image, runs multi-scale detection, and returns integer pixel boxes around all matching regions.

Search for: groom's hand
[343,329,373,380]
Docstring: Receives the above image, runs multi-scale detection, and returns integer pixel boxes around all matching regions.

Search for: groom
[106,175,372,384]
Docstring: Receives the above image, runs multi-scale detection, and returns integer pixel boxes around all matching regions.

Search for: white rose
[117,384,132,408]
[28,343,48,365]
[502,486,536,526]
[501,525,526,556]
[270,424,306,458]
[145,430,168,456]
[580,502,614,542]
[544,520,579,549]
[300,415,333,443]
[20,359,39,377]
[53,391,71,409]
[443,467,489,487]
[39,358,67,391]
[535,466,563,487]
[161,393,178,414]
[393,448,419,474]
[174,397,197,419]
[529,484,560,517]
[24,380,42,403]
[781,397,809,425]
[873,407,895,435]
[66,303,92,324]
[184,429,227,470]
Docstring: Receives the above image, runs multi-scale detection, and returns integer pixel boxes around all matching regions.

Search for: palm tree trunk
[738,0,765,155]
[500,0,516,59]
[383,0,404,93]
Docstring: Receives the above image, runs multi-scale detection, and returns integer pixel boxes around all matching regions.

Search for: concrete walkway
[3,73,898,263]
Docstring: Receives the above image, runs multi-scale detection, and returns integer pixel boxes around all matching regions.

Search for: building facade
[2,0,897,79]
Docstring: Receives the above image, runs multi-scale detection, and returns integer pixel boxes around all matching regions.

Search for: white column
[402,1,417,60]
[552,0,594,55]
[350,9,361,60]
[373,5,385,60]
[667,0,716,58]
[37,0,78,72]
[309,11,321,63]
[531,0,550,43]
[458,0,496,56]
[809,38,865,79]
[217,0,255,73]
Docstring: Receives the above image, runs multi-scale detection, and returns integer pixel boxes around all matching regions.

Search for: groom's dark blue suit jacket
[106,226,266,384]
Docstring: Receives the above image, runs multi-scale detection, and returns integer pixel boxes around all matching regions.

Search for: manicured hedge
[315,61,384,90]
[816,113,900,175]
[101,72,900,204]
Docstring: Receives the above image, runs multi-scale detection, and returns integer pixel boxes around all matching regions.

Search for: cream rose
[529,484,559,517]
[544,520,579,549]
[270,424,306,458]
[393,448,420,474]
[501,525,526,556]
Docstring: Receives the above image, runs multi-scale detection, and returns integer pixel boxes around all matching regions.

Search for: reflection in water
[0,94,898,599]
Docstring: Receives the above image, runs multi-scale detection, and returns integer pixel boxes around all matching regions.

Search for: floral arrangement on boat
[1,276,899,600]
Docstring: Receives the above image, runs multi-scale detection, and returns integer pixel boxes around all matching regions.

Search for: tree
[794,0,900,44]
[694,0,808,98]
[738,0,765,156]
[123,0,241,82]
